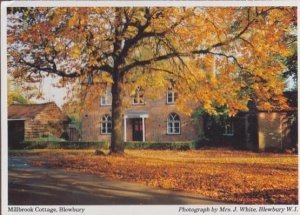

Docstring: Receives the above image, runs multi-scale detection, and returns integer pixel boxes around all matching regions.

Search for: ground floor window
[101,114,112,134]
[167,113,180,134]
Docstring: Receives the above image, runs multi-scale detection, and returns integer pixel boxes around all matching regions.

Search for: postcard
[1,1,299,215]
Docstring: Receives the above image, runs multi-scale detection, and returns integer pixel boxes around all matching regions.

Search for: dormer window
[167,88,178,104]
[100,90,112,106]
[132,86,145,105]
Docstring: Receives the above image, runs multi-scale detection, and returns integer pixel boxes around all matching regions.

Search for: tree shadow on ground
[8,168,221,205]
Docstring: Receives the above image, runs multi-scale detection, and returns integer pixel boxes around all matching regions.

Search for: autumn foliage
[25,149,298,204]
[7,7,296,153]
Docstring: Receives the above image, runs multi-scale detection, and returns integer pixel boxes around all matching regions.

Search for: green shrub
[125,141,197,150]
[21,141,50,149]
[22,140,108,150]
[194,137,210,149]
[21,140,203,151]
[33,135,66,142]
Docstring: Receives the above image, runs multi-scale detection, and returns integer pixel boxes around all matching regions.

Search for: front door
[8,120,25,149]
[132,118,143,141]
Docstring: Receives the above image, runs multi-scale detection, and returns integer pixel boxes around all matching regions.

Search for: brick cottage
[81,86,297,152]
[81,87,203,143]
[8,102,67,148]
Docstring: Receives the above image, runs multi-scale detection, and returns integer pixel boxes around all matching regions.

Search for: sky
[35,76,68,107]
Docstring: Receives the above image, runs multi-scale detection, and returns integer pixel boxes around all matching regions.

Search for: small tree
[8,79,32,105]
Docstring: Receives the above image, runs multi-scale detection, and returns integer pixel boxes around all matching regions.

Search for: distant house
[8,102,67,148]
[204,99,297,152]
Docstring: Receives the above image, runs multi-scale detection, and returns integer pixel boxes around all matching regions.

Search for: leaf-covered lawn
[15,149,298,204]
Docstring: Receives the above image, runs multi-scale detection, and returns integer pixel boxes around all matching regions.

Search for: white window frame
[100,91,112,106]
[223,121,234,136]
[132,86,145,105]
[167,113,181,134]
[166,89,177,104]
[101,114,112,134]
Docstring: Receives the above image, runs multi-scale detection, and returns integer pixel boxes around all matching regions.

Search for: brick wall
[81,89,202,142]
[257,112,294,151]
[25,103,65,139]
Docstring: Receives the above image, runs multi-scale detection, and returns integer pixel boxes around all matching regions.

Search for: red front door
[132,119,143,141]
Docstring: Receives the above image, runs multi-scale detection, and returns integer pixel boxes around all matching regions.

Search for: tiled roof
[8,102,59,119]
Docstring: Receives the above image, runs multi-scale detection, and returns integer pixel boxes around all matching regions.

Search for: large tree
[7,7,295,153]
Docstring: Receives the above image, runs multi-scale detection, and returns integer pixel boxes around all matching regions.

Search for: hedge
[124,141,199,150]
[21,140,109,150]
[20,140,201,150]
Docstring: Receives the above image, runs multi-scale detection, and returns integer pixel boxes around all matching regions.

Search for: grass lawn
[10,148,298,204]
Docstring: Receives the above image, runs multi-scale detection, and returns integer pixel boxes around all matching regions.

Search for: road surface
[8,156,224,205]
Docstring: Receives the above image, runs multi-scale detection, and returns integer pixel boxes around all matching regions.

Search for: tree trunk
[110,78,125,154]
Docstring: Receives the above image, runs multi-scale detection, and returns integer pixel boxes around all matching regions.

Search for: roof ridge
[8,102,60,119]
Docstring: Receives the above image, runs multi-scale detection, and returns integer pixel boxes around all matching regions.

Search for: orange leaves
[49,8,67,26]
[7,7,296,117]
[69,44,82,59]
[174,54,250,116]
[68,14,79,27]
[26,149,298,204]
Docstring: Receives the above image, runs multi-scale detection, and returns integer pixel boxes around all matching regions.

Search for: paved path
[8,156,224,205]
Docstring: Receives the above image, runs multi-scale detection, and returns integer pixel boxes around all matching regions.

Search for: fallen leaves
[25,149,298,204]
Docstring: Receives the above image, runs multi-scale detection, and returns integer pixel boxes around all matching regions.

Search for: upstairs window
[132,86,145,105]
[223,121,234,136]
[167,113,180,134]
[101,114,112,134]
[100,90,112,106]
[167,88,178,104]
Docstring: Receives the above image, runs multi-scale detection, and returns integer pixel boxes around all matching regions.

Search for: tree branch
[20,57,80,78]
[120,52,189,73]
[207,51,244,70]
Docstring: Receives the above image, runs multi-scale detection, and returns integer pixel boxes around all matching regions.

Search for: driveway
[8,156,223,205]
